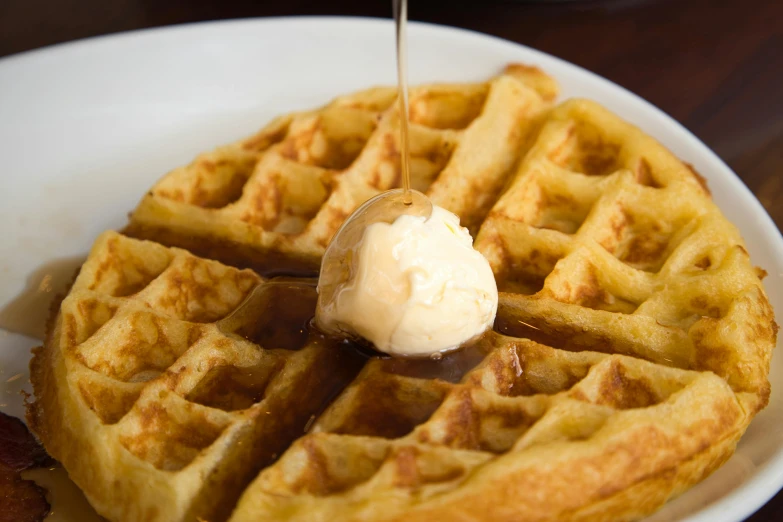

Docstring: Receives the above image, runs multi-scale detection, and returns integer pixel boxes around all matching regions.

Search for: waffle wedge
[125,64,558,273]
[29,65,775,522]
[227,98,775,521]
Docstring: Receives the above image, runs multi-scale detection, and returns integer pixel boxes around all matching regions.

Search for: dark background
[1,0,781,520]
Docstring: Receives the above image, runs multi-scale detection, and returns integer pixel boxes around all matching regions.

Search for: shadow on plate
[0,256,85,341]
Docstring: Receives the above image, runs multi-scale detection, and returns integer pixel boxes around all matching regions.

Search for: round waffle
[28,64,775,522]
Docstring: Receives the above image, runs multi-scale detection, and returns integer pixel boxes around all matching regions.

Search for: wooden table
[1,0,781,520]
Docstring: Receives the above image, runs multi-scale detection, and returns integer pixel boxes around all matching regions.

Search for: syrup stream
[393,0,412,205]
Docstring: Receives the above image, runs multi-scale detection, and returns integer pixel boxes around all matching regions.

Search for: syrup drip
[219,277,319,350]
[393,0,412,205]
[494,314,568,349]
[222,276,491,386]
[379,337,491,383]
[22,466,103,522]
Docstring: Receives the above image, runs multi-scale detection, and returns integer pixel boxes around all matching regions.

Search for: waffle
[124,63,558,273]
[27,232,364,522]
[28,64,775,522]
[227,100,775,521]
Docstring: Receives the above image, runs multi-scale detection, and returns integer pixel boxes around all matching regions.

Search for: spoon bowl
[316,188,432,323]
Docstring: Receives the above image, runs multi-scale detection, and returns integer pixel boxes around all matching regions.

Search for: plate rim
[1,15,781,522]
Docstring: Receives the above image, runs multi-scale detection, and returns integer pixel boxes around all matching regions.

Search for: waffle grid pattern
[475,100,774,407]
[230,335,744,522]
[226,95,773,521]
[30,232,360,522]
[126,64,558,272]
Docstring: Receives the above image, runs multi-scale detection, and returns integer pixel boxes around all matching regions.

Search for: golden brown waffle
[29,65,776,522]
[125,64,558,273]
[27,231,364,522]
[230,337,746,522]
[476,99,774,414]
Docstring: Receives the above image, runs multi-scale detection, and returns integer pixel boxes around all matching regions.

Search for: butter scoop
[316,204,498,357]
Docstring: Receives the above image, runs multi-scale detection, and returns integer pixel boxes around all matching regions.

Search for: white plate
[0,16,781,522]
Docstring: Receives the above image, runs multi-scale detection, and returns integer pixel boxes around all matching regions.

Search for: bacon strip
[0,412,51,522]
